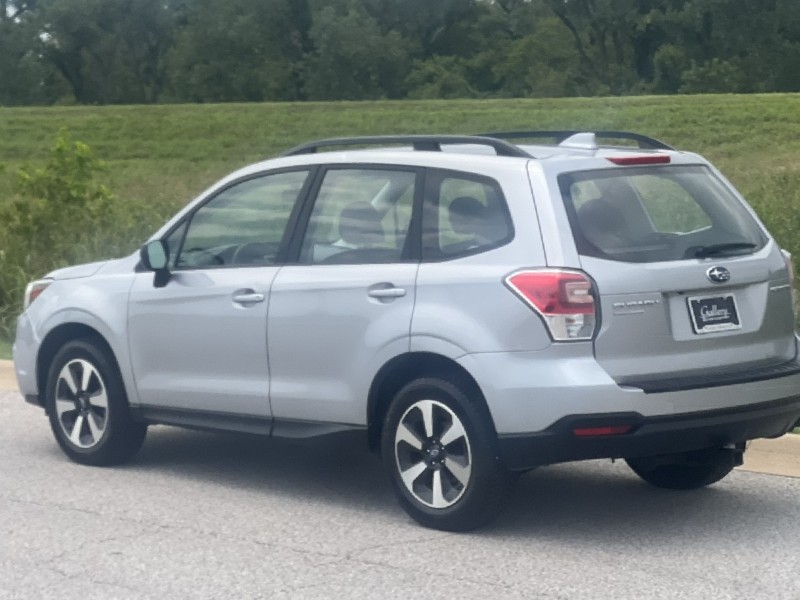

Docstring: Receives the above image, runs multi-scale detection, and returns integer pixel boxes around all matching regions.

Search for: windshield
[558,165,767,263]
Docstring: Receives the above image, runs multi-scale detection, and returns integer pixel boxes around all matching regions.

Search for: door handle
[368,287,406,299]
[232,292,265,304]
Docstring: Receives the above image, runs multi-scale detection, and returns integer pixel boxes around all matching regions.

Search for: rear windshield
[558,165,767,263]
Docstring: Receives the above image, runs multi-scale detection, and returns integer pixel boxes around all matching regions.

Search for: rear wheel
[626,449,739,490]
[46,339,147,466]
[381,377,511,531]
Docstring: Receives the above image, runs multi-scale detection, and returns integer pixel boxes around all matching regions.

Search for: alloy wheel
[54,359,109,449]
[394,399,472,509]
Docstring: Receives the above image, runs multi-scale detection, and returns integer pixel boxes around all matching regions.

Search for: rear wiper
[693,242,757,258]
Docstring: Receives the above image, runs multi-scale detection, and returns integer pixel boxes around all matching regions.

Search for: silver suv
[13,131,800,531]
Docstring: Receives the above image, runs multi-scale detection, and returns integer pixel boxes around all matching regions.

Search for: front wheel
[46,339,147,466]
[381,377,511,531]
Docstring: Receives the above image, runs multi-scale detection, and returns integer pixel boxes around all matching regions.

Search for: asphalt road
[2,388,800,600]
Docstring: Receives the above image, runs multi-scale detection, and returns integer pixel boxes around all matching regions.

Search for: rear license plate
[687,294,741,334]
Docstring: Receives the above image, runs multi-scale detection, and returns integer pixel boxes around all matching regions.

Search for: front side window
[175,170,309,268]
[299,168,417,265]
[422,171,512,260]
[560,165,766,263]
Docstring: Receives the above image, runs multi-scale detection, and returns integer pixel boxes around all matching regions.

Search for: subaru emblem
[706,266,731,284]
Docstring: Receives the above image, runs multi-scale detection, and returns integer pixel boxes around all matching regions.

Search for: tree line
[2,0,800,106]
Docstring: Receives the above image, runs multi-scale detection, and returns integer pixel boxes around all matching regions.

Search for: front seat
[338,201,386,248]
[321,201,392,264]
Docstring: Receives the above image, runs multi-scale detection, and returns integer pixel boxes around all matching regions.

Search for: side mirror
[140,240,170,288]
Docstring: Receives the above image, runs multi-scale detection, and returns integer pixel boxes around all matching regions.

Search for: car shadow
[129,425,397,516]
[127,425,799,541]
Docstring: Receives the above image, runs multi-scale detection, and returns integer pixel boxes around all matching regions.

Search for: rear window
[559,165,766,263]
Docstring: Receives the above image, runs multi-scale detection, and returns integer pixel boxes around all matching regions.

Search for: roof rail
[280,135,532,158]
[479,130,674,151]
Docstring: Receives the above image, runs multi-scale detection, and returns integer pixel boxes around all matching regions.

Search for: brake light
[782,249,797,317]
[607,155,671,166]
[505,270,597,341]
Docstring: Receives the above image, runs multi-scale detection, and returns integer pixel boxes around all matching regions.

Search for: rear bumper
[498,395,800,471]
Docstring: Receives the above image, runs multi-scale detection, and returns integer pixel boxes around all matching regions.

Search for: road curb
[1,357,797,477]
[0,359,15,391]
[740,435,800,478]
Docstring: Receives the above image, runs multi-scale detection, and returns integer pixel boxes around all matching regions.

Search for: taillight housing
[505,269,597,341]
[782,249,797,318]
[23,278,53,310]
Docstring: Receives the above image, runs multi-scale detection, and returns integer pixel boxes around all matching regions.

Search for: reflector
[572,425,632,437]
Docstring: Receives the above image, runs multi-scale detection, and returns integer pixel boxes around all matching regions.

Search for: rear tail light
[782,249,797,317]
[505,270,597,341]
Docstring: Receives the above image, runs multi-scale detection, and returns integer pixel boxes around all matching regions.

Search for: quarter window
[175,170,309,268]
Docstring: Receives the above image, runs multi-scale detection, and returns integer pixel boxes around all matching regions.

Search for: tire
[45,338,147,466]
[626,451,736,490]
[381,376,511,531]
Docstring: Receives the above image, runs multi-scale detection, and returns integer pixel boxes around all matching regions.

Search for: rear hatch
[556,162,796,386]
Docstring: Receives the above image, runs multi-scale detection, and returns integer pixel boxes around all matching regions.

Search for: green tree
[303,2,412,100]
[168,0,305,102]
[0,0,62,104]
[493,17,584,98]
[39,0,173,103]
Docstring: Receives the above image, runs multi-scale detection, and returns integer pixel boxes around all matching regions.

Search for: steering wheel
[231,242,276,265]
[180,247,224,267]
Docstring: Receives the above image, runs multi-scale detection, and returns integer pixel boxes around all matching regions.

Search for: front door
[128,169,311,416]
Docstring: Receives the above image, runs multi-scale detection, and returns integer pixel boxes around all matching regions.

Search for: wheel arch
[36,323,120,410]
[366,351,496,451]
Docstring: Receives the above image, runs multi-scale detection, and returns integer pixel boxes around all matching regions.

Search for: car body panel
[127,267,276,416]
[13,255,140,403]
[267,263,417,425]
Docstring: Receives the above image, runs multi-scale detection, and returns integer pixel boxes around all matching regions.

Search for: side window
[175,170,309,268]
[423,172,512,259]
[300,168,417,265]
[164,221,187,268]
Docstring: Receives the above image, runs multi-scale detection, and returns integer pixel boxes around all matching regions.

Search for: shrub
[0,130,165,338]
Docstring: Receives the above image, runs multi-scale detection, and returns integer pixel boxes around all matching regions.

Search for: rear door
[555,163,795,382]
[267,166,421,426]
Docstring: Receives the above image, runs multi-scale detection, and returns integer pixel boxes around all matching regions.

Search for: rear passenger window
[299,168,417,264]
[423,171,512,260]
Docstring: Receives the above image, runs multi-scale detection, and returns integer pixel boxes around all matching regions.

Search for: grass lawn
[0,336,11,361]
[2,94,800,235]
[0,94,800,214]
[1,93,799,328]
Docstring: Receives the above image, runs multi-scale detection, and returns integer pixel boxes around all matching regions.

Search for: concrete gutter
[1,358,797,477]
